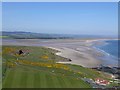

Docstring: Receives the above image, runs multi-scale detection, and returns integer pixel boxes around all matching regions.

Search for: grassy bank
[2,46,113,88]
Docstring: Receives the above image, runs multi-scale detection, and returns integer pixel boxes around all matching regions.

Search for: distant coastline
[1,31,117,39]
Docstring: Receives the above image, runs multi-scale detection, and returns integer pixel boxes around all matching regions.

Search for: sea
[93,40,119,67]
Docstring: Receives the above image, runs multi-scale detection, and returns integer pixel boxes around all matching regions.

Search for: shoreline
[91,40,118,67]
[47,42,103,68]
[47,39,118,68]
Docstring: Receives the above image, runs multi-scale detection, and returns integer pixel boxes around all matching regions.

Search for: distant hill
[2,31,72,39]
[1,31,116,39]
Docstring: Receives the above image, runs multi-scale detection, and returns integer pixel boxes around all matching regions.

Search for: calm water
[95,40,119,67]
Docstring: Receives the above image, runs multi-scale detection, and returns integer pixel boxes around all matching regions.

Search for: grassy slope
[2,46,112,88]
[0,48,2,89]
[3,66,91,88]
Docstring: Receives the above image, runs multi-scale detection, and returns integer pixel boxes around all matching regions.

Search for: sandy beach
[48,46,102,67]
[2,39,108,68]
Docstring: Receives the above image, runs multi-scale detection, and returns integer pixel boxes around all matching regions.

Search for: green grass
[2,66,91,88]
[2,46,112,88]
[0,50,2,89]
[67,64,111,80]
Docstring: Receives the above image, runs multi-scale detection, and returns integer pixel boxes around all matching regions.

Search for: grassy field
[2,46,113,88]
[0,48,2,90]
[0,36,10,39]
[3,66,91,88]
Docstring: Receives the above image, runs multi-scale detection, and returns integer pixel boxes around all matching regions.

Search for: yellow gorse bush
[6,62,16,68]
[13,53,21,57]
[41,55,49,59]
[78,72,81,74]
[3,47,16,54]
[16,60,70,70]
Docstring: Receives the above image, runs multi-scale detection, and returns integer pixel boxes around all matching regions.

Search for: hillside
[2,31,72,39]
[2,46,118,88]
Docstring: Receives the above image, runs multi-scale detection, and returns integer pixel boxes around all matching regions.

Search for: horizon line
[1,31,118,36]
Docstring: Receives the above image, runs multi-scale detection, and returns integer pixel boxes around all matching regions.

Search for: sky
[2,2,118,35]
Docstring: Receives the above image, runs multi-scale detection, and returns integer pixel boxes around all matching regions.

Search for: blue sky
[2,2,118,35]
